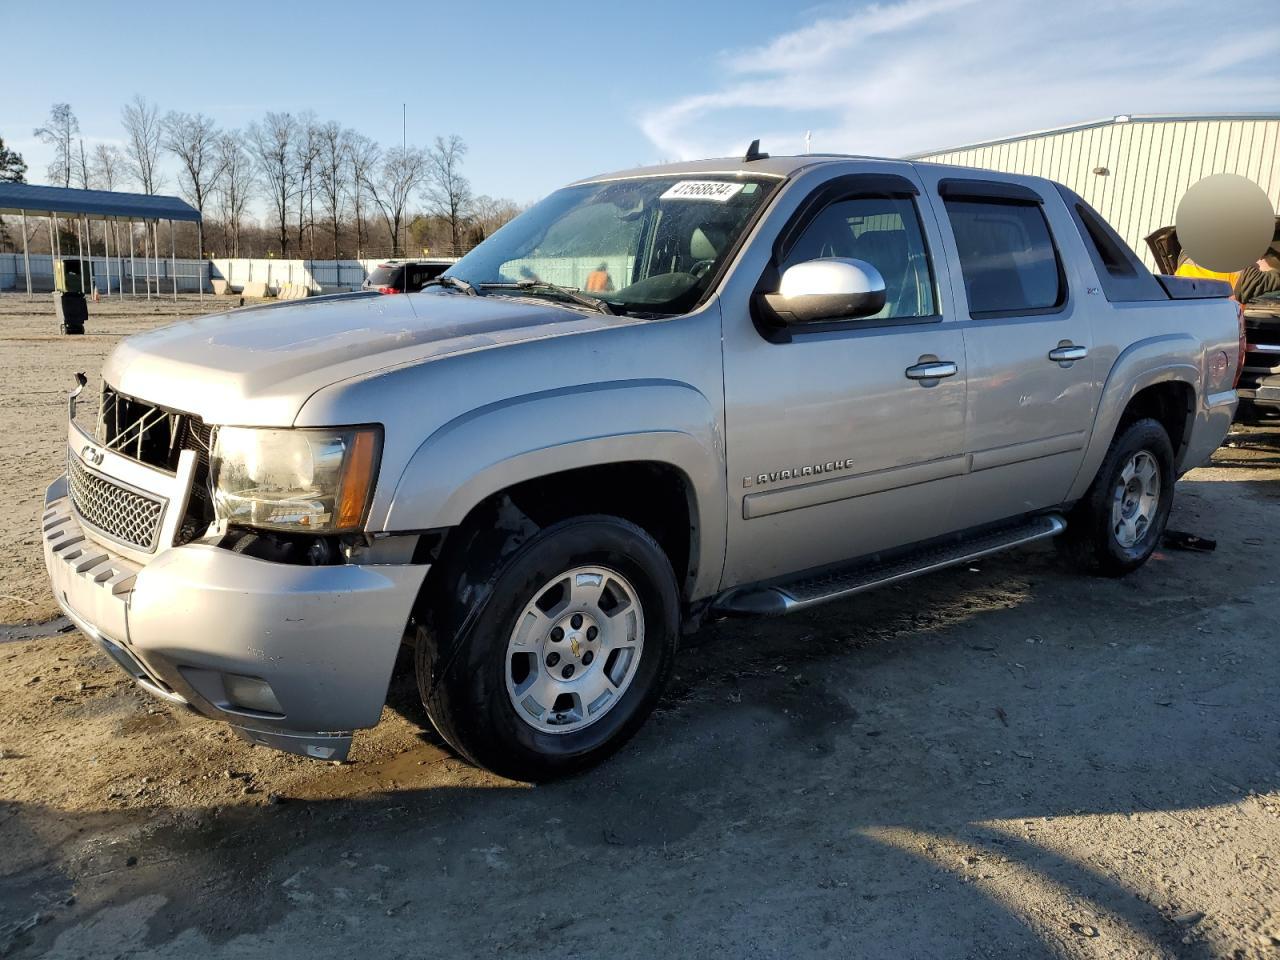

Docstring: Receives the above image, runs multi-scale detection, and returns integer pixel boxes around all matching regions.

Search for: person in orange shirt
[584,262,613,293]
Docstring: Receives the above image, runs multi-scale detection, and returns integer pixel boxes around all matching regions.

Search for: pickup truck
[42,152,1241,781]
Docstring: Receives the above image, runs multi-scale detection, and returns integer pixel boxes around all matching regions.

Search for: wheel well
[1120,381,1194,461]
[434,462,697,599]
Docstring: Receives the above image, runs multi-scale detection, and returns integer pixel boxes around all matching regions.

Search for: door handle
[905,360,959,381]
[1048,344,1088,363]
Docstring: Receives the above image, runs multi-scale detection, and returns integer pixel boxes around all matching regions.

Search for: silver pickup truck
[42,152,1241,780]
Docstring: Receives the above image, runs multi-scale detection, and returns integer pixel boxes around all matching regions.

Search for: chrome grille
[67,452,166,551]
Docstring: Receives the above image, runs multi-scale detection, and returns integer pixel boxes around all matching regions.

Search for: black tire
[416,515,679,781]
[1059,417,1175,577]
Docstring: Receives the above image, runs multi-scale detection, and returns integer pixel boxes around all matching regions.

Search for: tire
[416,515,680,781]
[1059,417,1175,577]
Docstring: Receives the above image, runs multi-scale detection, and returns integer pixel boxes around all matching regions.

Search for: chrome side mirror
[761,258,887,325]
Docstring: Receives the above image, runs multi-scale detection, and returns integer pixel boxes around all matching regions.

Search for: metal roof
[909,113,1280,159]
[0,182,200,222]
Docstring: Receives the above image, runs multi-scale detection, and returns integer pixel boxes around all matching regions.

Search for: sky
[3,0,1278,211]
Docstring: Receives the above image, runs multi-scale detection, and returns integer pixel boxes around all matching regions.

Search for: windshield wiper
[422,275,480,296]
[480,281,616,315]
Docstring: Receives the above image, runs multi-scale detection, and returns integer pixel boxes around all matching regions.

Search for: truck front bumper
[42,476,429,761]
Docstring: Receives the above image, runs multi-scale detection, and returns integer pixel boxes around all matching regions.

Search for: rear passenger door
[919,173,1100,525]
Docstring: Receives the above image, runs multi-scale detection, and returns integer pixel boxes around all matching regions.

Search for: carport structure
[0,182,203,302]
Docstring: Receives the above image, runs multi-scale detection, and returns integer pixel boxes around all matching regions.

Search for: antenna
[744,139,769,162]
[804,131,812,154]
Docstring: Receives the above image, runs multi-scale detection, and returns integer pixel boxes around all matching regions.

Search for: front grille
[95,384,216,545]
[67,453,166,551]
[98,384,213,472]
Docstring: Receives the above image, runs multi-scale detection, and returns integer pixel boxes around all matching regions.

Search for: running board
[714,513,1067,616]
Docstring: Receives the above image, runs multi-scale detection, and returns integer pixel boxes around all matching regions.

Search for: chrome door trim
[969,430,1088,472]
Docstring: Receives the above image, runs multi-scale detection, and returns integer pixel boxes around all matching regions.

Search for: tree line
[3,101,523,261]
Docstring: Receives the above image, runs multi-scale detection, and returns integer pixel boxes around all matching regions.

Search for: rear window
[943,200,1063,316]
[367,264,402,287]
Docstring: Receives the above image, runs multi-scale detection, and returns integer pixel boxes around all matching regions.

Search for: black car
[362,259,456,294]
[1147,219,1280,422]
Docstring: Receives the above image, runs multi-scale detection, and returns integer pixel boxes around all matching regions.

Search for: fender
[1065,333,1200,503]
[382,378,727,600]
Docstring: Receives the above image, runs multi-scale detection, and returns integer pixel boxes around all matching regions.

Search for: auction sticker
[660,180,745,202]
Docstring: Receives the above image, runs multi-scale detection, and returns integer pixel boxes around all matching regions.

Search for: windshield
[444,175,781,315]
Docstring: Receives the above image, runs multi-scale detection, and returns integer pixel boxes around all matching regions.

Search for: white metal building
[912,114,1280,270]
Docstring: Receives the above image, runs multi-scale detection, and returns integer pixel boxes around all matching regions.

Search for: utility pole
[401,103,407,257]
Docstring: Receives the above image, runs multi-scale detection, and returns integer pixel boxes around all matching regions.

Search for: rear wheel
[1059,417,1175,576]
[416,515,679,781]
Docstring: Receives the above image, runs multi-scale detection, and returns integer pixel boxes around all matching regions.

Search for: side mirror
[761,258,886,325]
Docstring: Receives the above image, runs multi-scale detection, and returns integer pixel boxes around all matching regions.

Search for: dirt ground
[2,292,1279,959]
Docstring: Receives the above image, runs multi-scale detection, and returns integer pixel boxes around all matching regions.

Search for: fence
[206,258,391,293]
[0,253,208,294]
[0,255,410,296]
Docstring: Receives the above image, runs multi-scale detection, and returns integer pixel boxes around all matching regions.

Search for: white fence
[207,258,390,293]
[0,255,426,295]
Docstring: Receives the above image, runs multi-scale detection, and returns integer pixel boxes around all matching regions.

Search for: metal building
[911,113,1280,270]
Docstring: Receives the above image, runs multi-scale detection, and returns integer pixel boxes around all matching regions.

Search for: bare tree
[163,111,226,219]
[346,134,380,259]
[248,112,299,257]
[366,146,427,257]
[90,144,124,190]
[424,134,473,256]
[292,114,321,260]
[215,133,255,258]
[73,139,92,190]
[468,195,522,246]
[33,103,78,187]
[315,122,351,260]
[121,95,165,194]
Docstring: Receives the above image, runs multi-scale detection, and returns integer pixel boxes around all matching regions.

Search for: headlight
[211,426,381,533]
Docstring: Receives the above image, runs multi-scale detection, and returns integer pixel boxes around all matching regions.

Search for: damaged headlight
[211,426,381,533]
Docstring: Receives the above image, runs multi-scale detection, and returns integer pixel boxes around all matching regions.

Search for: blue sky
[4,0,1278,208]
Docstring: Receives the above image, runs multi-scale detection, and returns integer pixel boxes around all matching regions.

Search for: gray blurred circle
[1175,174,1274,273]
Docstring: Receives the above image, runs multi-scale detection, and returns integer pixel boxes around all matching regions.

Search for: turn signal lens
[337,430,379,530]
[1235,300,1247,389]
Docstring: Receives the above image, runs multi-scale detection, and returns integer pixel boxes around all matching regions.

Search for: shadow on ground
[2,471,1277,959]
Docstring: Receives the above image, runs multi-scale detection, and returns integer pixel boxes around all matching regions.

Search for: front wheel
[1059,417,1175,576]
[417,516,680,781]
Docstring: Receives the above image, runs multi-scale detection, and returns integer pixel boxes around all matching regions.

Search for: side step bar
[714,513,1067,616]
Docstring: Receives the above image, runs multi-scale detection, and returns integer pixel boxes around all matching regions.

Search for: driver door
[720,172,970,587]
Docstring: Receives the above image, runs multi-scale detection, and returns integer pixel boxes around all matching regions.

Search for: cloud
[639,0,1280,161]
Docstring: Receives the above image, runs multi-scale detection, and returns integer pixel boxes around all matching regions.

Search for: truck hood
[104,291,621,425]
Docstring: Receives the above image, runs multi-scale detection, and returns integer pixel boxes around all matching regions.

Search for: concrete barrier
[277,283,312,301]
[211,278,235,295]
[241,281,274,299]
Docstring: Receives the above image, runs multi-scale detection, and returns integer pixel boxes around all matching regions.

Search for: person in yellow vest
[1176,255,1279,302]
[584,262,613,293]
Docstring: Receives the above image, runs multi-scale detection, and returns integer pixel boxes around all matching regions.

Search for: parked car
[362,258,456,294]
[43,152,1240,780]
[1147,218,1280,420]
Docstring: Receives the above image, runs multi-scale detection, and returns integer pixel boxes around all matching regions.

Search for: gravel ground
[1,292,1278,959]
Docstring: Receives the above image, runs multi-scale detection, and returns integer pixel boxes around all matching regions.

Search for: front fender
[381,379,726,600]
[1065,334,1200,502]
